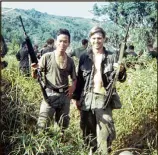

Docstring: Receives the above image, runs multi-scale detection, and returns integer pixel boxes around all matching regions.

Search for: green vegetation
[2,2,157,56]
[1,55,157,154]
[92,2,157,51]
[1,56,89,155]
[2,7,97,53]
[1,2,157,154]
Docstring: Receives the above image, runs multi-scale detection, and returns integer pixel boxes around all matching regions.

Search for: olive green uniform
[37,52,76,130]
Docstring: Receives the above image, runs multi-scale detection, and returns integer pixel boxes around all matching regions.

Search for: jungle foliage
[2,7,97,55]
[1,2,157,154]
[92,2,157,50]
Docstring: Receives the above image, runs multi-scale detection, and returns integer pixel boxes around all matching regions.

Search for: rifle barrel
[19,16,27,36]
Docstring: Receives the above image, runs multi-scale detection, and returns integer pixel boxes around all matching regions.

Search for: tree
[92,2,158,51]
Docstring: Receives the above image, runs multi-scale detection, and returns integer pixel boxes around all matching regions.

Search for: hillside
[2,7,98,48]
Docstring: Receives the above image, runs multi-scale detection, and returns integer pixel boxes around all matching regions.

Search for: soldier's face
[90,32,105,50]
[56,34,70,52]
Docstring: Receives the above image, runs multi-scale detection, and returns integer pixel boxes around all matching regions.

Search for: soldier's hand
[31,63,39,79]
[120,63,125,72]
[65,86,74,99]
[65,80,76,98]
[113,63,125,72]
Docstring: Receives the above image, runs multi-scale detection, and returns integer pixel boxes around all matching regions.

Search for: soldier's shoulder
[67,55,76,66]
[41,51,54,59]
[67,54,73,61]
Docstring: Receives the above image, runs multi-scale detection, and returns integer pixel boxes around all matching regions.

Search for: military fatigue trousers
[80,93,116,154]
[37,89,70,131]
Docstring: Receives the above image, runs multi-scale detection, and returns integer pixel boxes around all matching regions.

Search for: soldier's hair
[82,39,88,45]
[129,45,134,50]
[56,29,71,42]
[89,26,106,38]
[46,38,54,45]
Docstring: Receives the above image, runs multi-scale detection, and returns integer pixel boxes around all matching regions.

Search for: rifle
[19,15,48,101]
[103,21,131,109]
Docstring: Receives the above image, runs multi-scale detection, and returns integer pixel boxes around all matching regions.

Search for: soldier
[147,41,158,59]
[33,44,40,59]
[68,39,89,73]
[1,35,8,69]
[125,45,137,57]
[71,26,127,154]
[32,29,77,133]
[40,38,55,56]
[68,39,88,59]
[16,41,30,76]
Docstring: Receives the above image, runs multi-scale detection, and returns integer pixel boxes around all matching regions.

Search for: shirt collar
[87,47,108,60]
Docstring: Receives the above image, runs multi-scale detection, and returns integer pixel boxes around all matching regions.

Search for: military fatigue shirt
[39,52,76,90]
[68,47,87,59]
[18,47,30,68]
[72,47,127,110]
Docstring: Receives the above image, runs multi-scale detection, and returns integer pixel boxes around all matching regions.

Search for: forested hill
[2,7,97,47]
[2,2,157,55]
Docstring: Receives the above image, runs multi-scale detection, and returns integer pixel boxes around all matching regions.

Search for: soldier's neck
[93,47,104,55]
[55,50,66,57]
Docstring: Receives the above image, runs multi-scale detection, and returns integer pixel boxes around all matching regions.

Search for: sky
[2,2,108,19]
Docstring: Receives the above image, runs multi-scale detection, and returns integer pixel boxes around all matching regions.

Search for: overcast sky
[2,2,108,19]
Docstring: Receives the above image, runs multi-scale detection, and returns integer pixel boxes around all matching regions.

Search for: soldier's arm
[67,59,77,97]
[31,54,46,78]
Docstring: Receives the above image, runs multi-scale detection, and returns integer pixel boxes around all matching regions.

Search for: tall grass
[1,56,157,155]
[112,57,157,154]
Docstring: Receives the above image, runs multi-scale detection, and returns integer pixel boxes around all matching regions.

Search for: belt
[52,87,68,93]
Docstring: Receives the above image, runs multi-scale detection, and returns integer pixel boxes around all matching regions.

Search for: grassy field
[1,56,157,155]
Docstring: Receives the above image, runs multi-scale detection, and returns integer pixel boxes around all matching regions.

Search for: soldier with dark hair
[68,39,88,59]
[1,35,8,69]
[31,29,76,133]
[125,45,137,57]
[16,41,30,76]
[40,38,55,56]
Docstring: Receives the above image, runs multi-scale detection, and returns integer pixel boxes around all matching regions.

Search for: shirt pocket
[103,64,113,74]
[80,65,91,77]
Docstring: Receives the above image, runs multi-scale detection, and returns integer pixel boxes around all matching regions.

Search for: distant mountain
[2,7,98,48]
